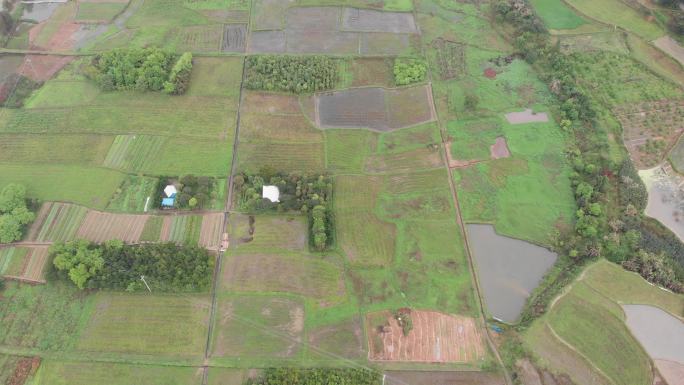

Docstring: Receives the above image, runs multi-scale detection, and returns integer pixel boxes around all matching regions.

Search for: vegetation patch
[432,39,466,80]
[249,368,380,385]
[51,240,213,291]
[0,184,35,243]
[106,175,159,212]
[31,202,87,243]
[393,57,427,85]
[34,360,202,385]
[75,2,127,22]
[528,0,586,30]
[157,174,221,210]
[245,55,338,93]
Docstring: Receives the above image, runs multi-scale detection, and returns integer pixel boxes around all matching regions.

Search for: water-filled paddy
[466,224,557,323]
[639,166,684,242]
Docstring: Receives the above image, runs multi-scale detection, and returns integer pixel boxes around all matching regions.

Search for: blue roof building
[162,197,175,207]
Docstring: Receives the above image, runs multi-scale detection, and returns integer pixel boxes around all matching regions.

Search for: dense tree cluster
[51,240,213,292]
[245,55,338,93]
[393,58,427,85]
[0,184,35,243]
[235,170,333,251]
[89,48,193,94]
[248,368,381,385]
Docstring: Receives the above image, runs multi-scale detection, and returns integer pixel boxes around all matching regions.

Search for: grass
[564,0,664,40]
[230,215,307,252]
[140,216,164,241]
[626,33,684,88]
[187,57,243,100]
[25,81,101,108]
[35,203,88,242]
[183,0,250,10]
[0,165,124,210]
[0,247,29,276]
[0,134,112,165]
[34,360,203,385]
[207,368,246,385]
[126,0,210,27]
[168,215,203,245]
[76,292,210,356]
[529,0,586,30]
[75,2,127,21]
[147,138,233,176]
[102,135,166,172]
[547,284,652,385]
[0,281,93,351]
[106,175,159,212]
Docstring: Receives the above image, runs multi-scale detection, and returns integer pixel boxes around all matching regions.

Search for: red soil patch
[8,357,40,385]
[367,310,485,363]
[22,55,74,82]
[76,211,148,243]
[199,213,224,250]
[484,68,497,79]
[490,137,511,159]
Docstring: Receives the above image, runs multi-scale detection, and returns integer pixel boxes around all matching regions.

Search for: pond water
[639,166,684,242]
[466,224,557,323]
[622,305,684,363]
[21,3,61,23]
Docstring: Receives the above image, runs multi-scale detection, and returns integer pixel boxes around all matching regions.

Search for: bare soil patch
[21,55,74,82]
[159,216,172,241]
[490,137,510,159]
[484,68,496,79]
[360,33,411,55]
[504,108,549,124]
[76,211,148,243]
[7,357,40,385]
[222,24,246,52]
[25,203,52,241]
[341,8,417,33]
[242,92,302,114]
[286,30,359,54]
[653,36,684,66]
[248,31,286,53]
[202,9,249,23]
[351,58,394,87]
[22,247,49,282]
[199,213,224,250]
[366,310,485,363]
[286,7,340,31]
[654,360,684,385]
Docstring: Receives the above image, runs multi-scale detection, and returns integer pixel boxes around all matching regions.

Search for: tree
[464,93,479,110]
[0,184,27,213]
[0,184,35,243]
[51,240,104,289]
[188,197,198,208]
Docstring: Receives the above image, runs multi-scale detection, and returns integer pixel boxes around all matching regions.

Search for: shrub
[245,55,338,93]
[164,52,193,95]
[393,58,427,85]
[249,368,381,385]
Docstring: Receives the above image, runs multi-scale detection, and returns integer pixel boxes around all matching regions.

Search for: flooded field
[623,304,684,385]
[466,224,557,323]
[639,166,684,242]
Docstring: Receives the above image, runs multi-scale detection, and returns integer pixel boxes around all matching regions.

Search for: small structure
[162,184,177,207]
[262,185,280,203]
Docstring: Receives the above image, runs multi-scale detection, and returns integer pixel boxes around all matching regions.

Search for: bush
[249,368,381,385]
[0,184,35,244]
[89,48,192,94]
[52,240,213,292]
[393,58,427,85]
[245,55,338,93]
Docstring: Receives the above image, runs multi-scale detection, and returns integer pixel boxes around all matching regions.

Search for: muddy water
[639,166,684,242]
[21,3,61,22]
[622,305,684,363]
[466,224,557,323]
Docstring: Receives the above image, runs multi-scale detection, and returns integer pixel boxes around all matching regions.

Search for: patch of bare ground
[25,203,52,241]
[655,360,684,385]
[351,58,394,87]
[490,136,510,159]
[653,36,684,66]
[614,99,684,168]
[22,247,49,282]
[76,211,148,243]
[242,92,302,115]
[504,108,549,124]
[367,310,485,363]
[159,216,172,241]
[199,213,223,250]
[7,357,40,385]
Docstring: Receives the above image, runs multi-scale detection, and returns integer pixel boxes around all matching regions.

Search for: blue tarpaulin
[161,197,175,207]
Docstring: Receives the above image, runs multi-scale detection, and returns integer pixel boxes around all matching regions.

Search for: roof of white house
[262,185,280,203]
[164,184,177,197]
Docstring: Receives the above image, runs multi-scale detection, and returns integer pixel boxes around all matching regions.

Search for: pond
[622,304,684,385]
[639,166,684,242]
[466,224,557,323]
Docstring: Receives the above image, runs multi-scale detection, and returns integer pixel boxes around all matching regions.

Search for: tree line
[235,169,333,251]
[247,368,381,385]
[245,55,338,93]
[51,240,213,292]
[493,0,682,327]
[86,48,193,94]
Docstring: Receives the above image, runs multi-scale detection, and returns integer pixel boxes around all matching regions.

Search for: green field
[529,0,586,30]
[76,292,210,356]
[34,360,203,385]
[34,203,88,242]
[564,0,664,40]
[106,175,159,212]
[167,215,203,244]
[76,2,128,21]
[524,260,683,384]
[0,247,29,276]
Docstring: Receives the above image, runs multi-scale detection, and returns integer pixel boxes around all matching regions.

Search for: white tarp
[164,184,177,197]
[262,185,280,202]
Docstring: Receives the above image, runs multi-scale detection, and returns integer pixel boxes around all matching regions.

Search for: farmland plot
[222,24,247,52]
[229,215,308,251]
[102,135,166,172]
[173,25,223,52]
[366,310,485,363]
[199,212,224,250]
[308,318,365,360]
[30,202,88,242]
[0,247,49,283]
[159,215,203,245]
[76,211,148,243]
[35,360,203,385]
[221,254,344,302]
[77,292,210,356]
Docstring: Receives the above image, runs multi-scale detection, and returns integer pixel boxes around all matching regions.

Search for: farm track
[413,0,512,382]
